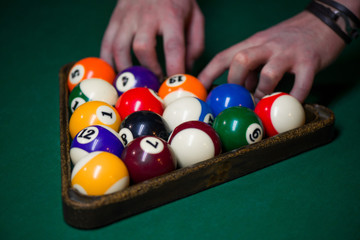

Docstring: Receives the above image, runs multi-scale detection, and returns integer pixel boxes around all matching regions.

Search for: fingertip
[197,71,213,90]
[255,73,278,98]
[290,89,308,103]
[290,78,314,103]
[290,64,316,103]
[255,58,290,100]
[254,88,267,104]
[100,44,113,67]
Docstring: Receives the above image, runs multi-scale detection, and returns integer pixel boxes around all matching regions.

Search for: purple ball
[113,66,160,96]
[70,125,125,165]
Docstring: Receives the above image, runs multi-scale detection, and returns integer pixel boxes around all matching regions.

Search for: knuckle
[261,67,282,82]
[133,40,149,54]
[166,3,186,18]
[232,51,251,65]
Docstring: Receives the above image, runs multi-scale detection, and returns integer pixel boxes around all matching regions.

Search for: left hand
[198,11,346,103]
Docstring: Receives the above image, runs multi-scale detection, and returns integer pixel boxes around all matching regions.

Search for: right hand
[100,0,205,79]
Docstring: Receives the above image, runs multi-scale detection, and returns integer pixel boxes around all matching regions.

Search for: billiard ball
[212,106,263,152]
[168,121,221,168]
[68,78,118,113]
[254,92,305,137]
[206,83,255,117]
[162,97,214,131]
[69,101,121,139]
[115,87,164,120]
[119,110,171,146]
[158,74,207,106]
[121,136,176,183]
[68,57,116,92]
[71,151,129,196]
[113,66,160,96]
[70,125,125,165]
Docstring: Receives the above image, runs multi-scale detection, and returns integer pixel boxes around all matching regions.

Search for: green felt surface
[1,0,359,239]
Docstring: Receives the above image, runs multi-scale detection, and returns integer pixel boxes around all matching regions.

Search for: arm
[198,0,360,103]
[100,0,204,79]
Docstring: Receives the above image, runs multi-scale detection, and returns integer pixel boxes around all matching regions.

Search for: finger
[255,57,290,101]
[197,53,228,89]
[111,21,135,72]
[185,3,205,71]
[133,23,163,77]
[197,40,262,89]
[198,47,240,89]
[290,63,316,103]
[228,47,271,85]
[162,21,186,76]
[244,71,259,93]
[100,8,122,65]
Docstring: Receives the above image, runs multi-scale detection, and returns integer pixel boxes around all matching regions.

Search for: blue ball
[70,125,125,165]
[206,83,255,117]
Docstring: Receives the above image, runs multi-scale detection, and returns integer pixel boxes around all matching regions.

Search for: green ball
[68,83,89,113]
[212,106,264,152]
[68,78,118,114]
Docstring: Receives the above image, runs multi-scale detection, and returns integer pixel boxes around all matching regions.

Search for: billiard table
[1,0,359,239]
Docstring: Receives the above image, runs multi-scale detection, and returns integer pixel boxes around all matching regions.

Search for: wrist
[306,0,360,44]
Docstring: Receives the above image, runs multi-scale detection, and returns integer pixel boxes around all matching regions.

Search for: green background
[1,0,359,239]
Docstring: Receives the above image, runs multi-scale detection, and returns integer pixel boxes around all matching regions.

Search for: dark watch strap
[306,0,352,43]
[317,0,360,27]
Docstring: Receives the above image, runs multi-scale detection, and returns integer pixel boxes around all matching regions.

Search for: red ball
[121,136,177,183]
[254,92,305,137]
[115,87,164,120]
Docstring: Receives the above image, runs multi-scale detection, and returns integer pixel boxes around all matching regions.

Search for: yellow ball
[69,101,121,139]
[71,151,129,196]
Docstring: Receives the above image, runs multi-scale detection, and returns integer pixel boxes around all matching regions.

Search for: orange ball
[158,74,207,106]
[69,101,121,139]
[71,151,129,196]
[68,57,116,92]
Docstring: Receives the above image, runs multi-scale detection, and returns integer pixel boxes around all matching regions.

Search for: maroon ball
[121,136,177,183]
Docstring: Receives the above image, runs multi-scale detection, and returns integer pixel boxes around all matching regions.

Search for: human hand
[198,11,346,103]
[101,0,204,79]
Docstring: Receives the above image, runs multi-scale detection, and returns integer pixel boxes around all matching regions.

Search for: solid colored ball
[71,151,129,196]
[68,78,118,114]
[212,106,263,152]
[115,87,164,120]
[70,125,125,165]
[121,136,176,183]
[67,57,116,92]
[206,83,255,117]
[162,97,214,131]
[119,110,171,146]
[158,74,207,106]
[254,92,305,137]
[69,101,121,139]
[168,121,221,168]
[113,66,160,96]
